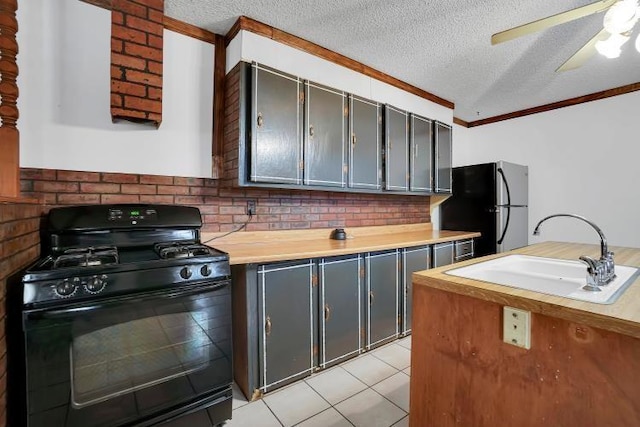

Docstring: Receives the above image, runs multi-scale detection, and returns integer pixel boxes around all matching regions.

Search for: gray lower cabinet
[258,260,316,392]
[434,121,453,193]
[433,242,454,267]
[318,255,364,368]
[402,246,431,335]
[349,95,382,190]
[250,63,303,185]
[410,114,433,192]
[304,82,348,187]
[366,250,400,349]
[385,106,409,191]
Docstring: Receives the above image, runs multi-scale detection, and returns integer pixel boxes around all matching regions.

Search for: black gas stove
[9,204,233,427]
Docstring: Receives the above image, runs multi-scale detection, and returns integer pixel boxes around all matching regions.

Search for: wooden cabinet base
[410,285,640,426]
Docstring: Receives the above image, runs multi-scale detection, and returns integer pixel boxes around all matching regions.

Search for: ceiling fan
[492,0,640,71]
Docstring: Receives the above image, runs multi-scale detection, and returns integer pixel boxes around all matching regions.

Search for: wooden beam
[211,34,226,179]
[467,81,640,127]
[452,117,469,127]
[225,16,455,110]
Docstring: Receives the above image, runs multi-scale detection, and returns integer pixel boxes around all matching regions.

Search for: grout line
[260,399,285,427]
[368,383,409,418]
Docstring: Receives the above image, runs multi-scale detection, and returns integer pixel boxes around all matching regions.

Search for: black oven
[9,205,233,427]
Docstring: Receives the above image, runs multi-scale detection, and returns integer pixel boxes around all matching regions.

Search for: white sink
[445,254,640,304]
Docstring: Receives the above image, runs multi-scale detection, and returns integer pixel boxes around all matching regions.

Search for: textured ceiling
[165,0,640,121]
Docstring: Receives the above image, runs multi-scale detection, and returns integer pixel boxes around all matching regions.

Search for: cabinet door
[402,246,430,334]
[304,82,347,187]
[258,261,315,391]
[385,106,409,191]
[410,115,433,192]
[366,250,400,349]
[434,122,452,193]
[251,64,303,185]
[349,96,382,189]
[433,243,454,268]
[319,255,363,368]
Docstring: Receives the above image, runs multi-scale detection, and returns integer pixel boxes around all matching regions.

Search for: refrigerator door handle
[496,168,511,245]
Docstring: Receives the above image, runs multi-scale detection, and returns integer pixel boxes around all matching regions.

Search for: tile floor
[227,336,412,427]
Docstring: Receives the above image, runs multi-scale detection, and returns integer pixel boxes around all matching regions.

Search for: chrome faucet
[532,214,616,292]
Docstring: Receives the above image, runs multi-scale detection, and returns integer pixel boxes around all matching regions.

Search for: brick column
[110,0,164,127]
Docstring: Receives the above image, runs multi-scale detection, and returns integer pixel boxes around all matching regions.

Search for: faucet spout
[533,213,616,286]
[533,213,608,259]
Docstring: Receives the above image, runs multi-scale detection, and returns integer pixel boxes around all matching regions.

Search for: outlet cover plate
[503,306,531,349]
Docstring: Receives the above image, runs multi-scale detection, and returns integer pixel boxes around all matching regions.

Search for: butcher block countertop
[413,241,640,339]
[202,223,480,265]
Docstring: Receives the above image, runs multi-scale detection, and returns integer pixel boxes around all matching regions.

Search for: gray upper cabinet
[402,246,430,335]
[318,255,363,368]
[258,261,315,392]
[349,96,382,190]
[250,64,303,185]
[384,106,409,191]
[410,114,433,192]
[434,121,453,193]
[366,250,400,349]
[304,82,348,187]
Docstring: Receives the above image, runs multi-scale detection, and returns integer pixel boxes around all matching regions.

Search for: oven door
[22,280,232,427]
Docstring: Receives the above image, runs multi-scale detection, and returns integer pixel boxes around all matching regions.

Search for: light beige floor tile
[371,343,411,370]
[263,381,330,426]
[392,415,409,427]
[335,388,406,427]
[397,336,412,350]
[341,354,398,386]
[227,400,281,427]
[305,366,368,405]
[403,366,411,376]
[295,408,352,427]
[232,382,249,410]
[372,372,410,411]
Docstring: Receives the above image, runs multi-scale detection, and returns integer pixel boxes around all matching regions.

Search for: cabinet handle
[257,112,264,128]
[352,133,357,146]
[309,125,314,138]
[324,304,331,321]
[369,291,375,306]
[265,315,272,336]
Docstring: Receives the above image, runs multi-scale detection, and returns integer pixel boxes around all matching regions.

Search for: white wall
[453,91,640,248]
[17,0,215,178]
[226,30,453,125]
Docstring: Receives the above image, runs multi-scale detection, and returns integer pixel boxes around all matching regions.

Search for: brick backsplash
[21,168,430,233]
[0,202,45,426]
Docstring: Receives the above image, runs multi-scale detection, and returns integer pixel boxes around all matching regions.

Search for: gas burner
[53,246,119,269]
[154,242,213,260]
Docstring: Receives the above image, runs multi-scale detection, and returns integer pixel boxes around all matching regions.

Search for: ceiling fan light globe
[595,33,629,58]
[603,0,640,33]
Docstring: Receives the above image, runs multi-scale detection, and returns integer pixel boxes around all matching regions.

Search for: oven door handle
[26,280,229,320]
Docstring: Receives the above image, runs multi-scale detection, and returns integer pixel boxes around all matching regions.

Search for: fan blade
[491,0,617,45]
[556,28,610,72]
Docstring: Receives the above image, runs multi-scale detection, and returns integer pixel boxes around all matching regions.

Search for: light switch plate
[503,306,531,349]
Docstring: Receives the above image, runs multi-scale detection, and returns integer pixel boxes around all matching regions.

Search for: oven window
[71,312,214,408]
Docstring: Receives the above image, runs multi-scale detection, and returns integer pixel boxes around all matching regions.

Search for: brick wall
[20,168,430,233]
[110,0,164,126]
[0,202,45,426]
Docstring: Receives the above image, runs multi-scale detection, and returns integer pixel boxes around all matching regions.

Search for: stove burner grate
[154,242,213,260]
[53,246,119,269]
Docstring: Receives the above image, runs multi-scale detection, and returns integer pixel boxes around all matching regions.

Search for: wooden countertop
[413,241,640,339]
[202,223,480,265]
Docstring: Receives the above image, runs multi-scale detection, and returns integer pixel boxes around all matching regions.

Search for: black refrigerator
[441,161,529,257]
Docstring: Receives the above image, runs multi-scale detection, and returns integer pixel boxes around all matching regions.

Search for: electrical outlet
[503,306,531,349]
[246,200,256,216]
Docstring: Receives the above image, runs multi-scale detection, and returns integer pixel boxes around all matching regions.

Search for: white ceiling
[165,0,640,122]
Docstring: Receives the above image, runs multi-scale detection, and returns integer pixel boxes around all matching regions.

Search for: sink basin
[445,254,640,304]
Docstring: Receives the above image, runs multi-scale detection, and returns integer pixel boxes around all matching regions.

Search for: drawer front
[455,239,474,261]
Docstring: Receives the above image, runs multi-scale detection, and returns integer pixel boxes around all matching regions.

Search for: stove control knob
[55,279,77,297]
[201,264,212,277]
[85,275,107,294]
[180,267,192,280]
